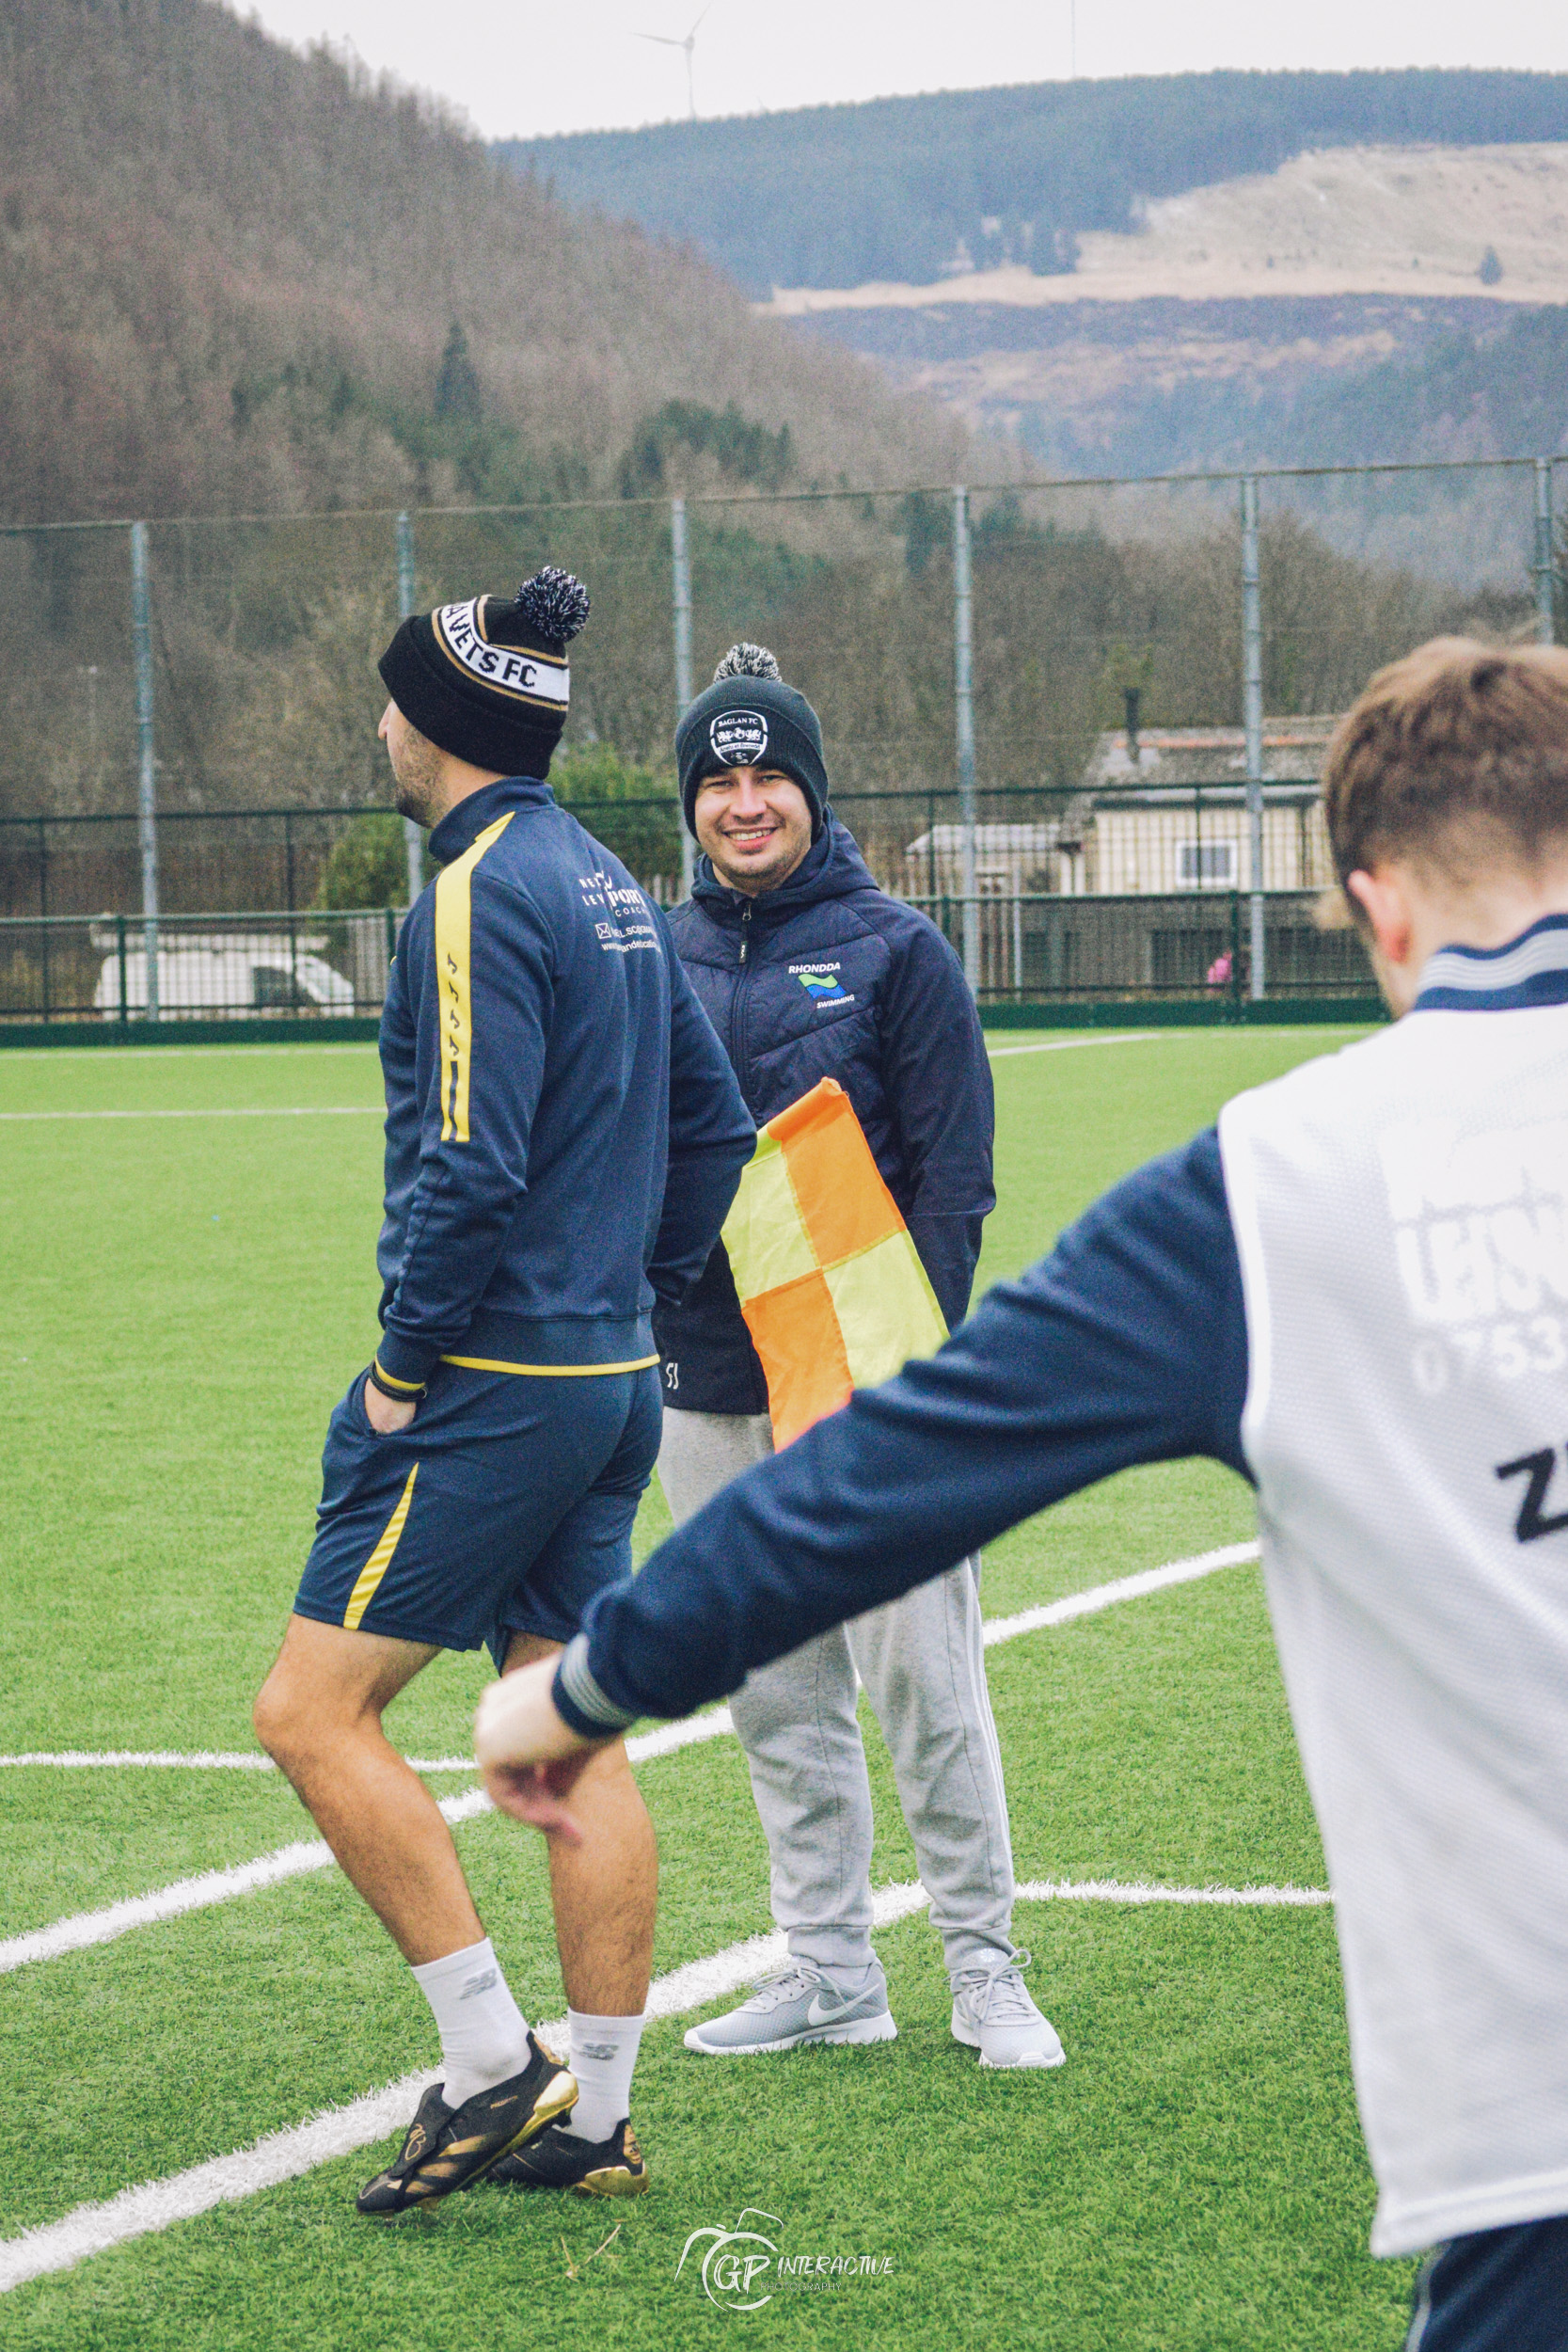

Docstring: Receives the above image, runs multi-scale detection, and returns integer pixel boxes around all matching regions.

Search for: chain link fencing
[0,455,1559,1024]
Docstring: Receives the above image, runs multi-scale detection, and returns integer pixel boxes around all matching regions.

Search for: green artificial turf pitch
[0,1025,1423,2347]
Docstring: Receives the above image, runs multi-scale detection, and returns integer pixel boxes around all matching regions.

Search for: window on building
[1177,841,1237,887]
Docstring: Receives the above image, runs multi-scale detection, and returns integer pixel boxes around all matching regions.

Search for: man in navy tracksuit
[254,570,753,2213]
[650,643,1061,2069]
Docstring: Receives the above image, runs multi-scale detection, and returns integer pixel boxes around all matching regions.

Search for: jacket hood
[690,813,879,924]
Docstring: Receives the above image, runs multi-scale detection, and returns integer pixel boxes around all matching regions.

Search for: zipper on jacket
[732,898,754,1073]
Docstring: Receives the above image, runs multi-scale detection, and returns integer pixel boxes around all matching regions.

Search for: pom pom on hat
[712,641,782,684]
[513,567,591,648]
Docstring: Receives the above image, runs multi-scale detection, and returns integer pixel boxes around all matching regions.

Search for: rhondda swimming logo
[675,2209,896,2311]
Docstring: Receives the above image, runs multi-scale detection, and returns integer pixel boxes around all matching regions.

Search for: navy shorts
[294,1360,661,1666]
[1406,2213,1568,2350]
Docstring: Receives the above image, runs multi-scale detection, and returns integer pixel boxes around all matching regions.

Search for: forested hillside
[810,295,1568,478]
[0,0,965,527]
[499,70,1568,296]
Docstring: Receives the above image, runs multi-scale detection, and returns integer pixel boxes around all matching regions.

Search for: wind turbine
[637,5,710,121]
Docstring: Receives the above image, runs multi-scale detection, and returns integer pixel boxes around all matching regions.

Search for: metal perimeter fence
[0,888,1369,1026]
[0,452,1560,1021]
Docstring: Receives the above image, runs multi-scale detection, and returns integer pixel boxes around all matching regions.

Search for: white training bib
[1220,1006,1568,2255]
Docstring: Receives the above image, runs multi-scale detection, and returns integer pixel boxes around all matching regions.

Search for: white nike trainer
[950,1952,1065,2070]
[684,1961,897,2056]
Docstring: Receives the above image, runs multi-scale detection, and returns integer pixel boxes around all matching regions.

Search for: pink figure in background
[1207,950,1233,988]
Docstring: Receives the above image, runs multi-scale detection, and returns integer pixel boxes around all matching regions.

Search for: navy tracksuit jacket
[372,776,755,1394]
[651,814,996,1415]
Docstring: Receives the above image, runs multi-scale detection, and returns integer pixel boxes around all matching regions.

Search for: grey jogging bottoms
[657,1407,1017,1982]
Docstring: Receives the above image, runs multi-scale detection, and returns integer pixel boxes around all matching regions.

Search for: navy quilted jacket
[652,815,995,1413]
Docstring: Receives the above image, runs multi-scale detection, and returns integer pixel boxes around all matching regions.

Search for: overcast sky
[244,0,1568,142]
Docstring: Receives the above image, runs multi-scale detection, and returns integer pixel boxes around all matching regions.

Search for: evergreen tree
[435,324,483,427]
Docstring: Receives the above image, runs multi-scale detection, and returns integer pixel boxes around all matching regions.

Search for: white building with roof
[1079,716,1338,895]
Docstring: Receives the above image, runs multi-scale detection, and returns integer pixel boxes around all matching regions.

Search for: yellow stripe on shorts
[342,1465,420,1632]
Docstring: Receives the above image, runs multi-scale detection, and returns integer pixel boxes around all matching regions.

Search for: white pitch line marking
[0,1106,382,1121]
[981,1541,1260,1646]
[0,1547,1257,1970]
[0,1872,1323,2295]
[0,1750,278,1772]
[4,1546,1251,1781]
[987,1031,1158,1059]
[0,1718,737,1775]
[986,1025,1372,1062]
[0,1042,380,1062]
[0,1791,492,1977]
[1016,1877,1328,1909]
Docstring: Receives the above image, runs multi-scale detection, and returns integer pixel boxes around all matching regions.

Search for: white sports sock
[562,2008,645,2143]
[411,1937,531,2108]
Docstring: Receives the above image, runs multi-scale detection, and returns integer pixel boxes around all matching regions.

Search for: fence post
[1240,477,1266,1002]
[1536,460,1558,645]
[396,512,424,908]
[951,485,979,995]
[130,520,160,1022]
[670,496,695,898]
[37,817,50,1024]
[116,913,129,1025]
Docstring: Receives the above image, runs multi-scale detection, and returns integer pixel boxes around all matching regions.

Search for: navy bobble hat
[676,644,830,839]
[378,566,590,777]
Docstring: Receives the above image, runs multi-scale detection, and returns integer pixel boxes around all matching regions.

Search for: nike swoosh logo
[806,1994,849,2026]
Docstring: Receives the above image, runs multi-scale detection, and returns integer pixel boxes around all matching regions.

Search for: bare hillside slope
[763,142,1568,479]
[766,142,1568,315]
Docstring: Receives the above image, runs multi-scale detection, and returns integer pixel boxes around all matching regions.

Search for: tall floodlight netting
[1,457,1553,1025]
[140,509,400,914]
[956,471,1280,1005]
[1249,457,1550,1002]
[0,523,138,1016]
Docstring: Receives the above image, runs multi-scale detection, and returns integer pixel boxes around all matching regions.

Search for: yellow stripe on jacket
[434,812,514,1143]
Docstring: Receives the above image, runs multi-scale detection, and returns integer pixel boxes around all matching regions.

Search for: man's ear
[1344,868,1416,972]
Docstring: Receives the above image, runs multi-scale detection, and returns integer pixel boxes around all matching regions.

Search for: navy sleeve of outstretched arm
[375,874,550,1390]
[880,914,995,1329]
[554,1128,1251,1734]
[646,924,756,1305]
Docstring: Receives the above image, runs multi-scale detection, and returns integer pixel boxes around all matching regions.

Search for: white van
[93,930,357,1021]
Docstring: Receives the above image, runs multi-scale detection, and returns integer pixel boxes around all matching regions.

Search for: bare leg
[254,1613,483,1965]
[504,1632,657,2013]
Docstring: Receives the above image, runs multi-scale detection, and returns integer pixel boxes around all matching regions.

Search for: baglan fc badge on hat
[709,707,768,769]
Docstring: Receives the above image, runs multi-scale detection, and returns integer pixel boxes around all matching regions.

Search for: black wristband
[368,1359,426,1403]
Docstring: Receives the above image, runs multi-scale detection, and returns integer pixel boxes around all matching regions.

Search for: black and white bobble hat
[378,566,591,778]
[676,643,831,839]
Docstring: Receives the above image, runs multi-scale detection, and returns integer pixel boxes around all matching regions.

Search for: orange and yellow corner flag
[721,1077,948,1450]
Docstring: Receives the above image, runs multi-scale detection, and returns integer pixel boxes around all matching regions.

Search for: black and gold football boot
[356,2034,578,2216]
[490,2117,649,2199]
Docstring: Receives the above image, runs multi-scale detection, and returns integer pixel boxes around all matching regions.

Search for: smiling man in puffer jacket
[651,642,1063,2070]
